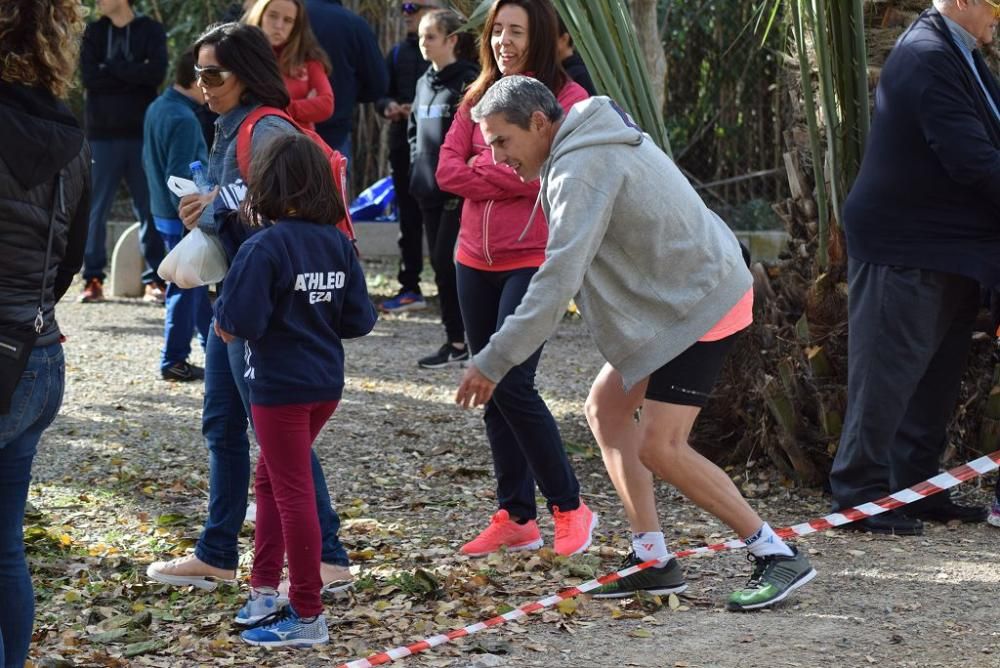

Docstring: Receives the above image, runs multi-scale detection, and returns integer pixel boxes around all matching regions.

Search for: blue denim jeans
[196,324,349,570]
[159,228,211,370]
[0,343,64,667]
[456,264,580,520]
[85,138,163,285]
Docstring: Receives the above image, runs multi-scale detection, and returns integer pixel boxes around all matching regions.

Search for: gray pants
[829,259,980,510]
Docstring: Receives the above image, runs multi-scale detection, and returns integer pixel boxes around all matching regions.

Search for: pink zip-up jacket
[436,79,589,271]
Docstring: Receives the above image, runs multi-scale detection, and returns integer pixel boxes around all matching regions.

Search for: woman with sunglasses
[147,22,354,601]
[244,0,334,132]
[435,0,594,558]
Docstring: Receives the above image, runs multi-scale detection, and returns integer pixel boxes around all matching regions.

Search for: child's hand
[214,320,235,344]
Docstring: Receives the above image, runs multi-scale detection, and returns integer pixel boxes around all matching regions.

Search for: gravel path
[25,267,1000,668]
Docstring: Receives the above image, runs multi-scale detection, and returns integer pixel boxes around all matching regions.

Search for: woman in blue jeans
[146,23,352,593]
[0,1,91,663]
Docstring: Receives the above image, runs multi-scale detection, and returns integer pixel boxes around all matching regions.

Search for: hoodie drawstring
[517,188,544,243]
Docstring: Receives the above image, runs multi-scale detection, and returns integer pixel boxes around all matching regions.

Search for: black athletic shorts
[643,333,739,407]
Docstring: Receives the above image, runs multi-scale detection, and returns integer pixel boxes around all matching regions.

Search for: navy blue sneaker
[380,290,426,313]
[240,605,328,647]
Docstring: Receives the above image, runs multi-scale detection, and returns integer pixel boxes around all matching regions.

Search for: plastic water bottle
[190,160,212,194]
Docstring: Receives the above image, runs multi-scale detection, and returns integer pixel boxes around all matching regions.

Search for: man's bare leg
[585,364,659,532]
[636,399,763,538]
[586,363,814,609]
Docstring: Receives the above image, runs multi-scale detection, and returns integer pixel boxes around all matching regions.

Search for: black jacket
[376,34,430,156]
[407,59,479,206]
[80,14,167,139]
[563,53,597,96]
[0,82,90,346]
[307,0,388,152]
[844,9,1000,286]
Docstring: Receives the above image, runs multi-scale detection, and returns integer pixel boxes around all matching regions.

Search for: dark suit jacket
[305,0,388,151]
[844,9,1000,286]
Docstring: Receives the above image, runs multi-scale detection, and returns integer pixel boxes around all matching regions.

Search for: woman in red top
[436,0,594,559]
[245,0,333,131]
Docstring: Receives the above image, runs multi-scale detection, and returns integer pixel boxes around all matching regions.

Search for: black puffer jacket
[0,81,91,346]
[407,59,479,206]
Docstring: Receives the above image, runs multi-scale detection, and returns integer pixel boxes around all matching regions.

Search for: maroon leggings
[250,400,339,617]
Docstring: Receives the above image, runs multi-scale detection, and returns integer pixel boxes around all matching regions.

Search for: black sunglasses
[401,3,431,15]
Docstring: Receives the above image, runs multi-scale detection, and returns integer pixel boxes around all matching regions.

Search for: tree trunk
[628,0,666,112]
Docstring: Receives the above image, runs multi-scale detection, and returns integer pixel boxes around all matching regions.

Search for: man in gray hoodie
[455,75,815,611]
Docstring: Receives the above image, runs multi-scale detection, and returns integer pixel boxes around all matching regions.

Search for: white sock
[631,531,673,564]
[743,522,794,558]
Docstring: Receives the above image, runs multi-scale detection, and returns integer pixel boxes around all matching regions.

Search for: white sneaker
[146,554,236,591]
[234,587,282,625]
[987,501,1000,528]
[277,563,354,604]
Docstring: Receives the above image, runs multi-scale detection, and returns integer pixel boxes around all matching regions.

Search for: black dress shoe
[840,511,923,536]
[908,500,988,524]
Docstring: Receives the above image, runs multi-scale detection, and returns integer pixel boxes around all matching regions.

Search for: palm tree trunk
[627,0,667,112]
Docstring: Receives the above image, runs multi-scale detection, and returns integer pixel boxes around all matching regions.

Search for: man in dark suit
[306,0,388,165]
[830,0,1000,535]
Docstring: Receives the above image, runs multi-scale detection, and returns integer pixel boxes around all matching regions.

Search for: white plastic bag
[157,228,228,288]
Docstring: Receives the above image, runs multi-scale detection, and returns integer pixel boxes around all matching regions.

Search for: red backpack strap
[235,106,304,180]
[237,106,358,250]
[330,151,356,243]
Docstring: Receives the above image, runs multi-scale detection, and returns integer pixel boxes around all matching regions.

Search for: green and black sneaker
[591,551,687,599]
[726,545,816,612]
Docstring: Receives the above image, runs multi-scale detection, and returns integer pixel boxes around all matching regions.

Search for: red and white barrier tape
[338,450,1000,668]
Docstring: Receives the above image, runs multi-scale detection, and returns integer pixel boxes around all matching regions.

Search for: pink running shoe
[460,509,544,557]
[552,502,598,556]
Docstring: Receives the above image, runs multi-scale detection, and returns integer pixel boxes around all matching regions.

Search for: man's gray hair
[470,75,565,129]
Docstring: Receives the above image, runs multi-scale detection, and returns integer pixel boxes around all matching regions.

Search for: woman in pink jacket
[436,0,594,559]
[245,0,333,131]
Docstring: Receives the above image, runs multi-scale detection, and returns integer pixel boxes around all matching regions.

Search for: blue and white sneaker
[240,605,329,647]
[234,587,282,626]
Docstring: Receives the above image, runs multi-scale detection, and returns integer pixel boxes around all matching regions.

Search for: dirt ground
[24,267,1000,668]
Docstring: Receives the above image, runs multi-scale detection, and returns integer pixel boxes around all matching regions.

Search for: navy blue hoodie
[213,220,377,406]
[80,14,167,139]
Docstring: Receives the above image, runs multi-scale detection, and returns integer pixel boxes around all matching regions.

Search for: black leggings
[456,262,581,520]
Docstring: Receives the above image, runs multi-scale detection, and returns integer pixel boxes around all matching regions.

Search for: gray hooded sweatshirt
[472,96,753,390]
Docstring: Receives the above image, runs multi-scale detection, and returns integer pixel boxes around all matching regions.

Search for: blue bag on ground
[349,176,397,222]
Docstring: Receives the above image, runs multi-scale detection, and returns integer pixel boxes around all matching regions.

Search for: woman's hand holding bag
[157,228,228,288]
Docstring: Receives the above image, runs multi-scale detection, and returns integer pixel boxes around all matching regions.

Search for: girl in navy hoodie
[214,134,376,647]
[407,9,479,369]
